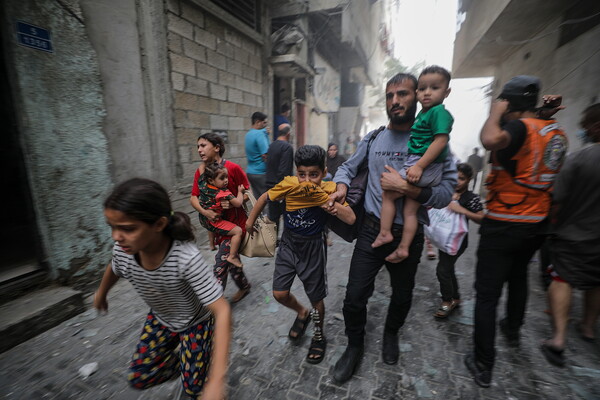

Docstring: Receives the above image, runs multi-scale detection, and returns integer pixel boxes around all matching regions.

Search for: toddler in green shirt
[373,65,454,262]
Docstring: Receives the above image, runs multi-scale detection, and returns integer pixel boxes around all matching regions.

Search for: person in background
[95,178,231,399]
[433,163,484,318]
[465,76,567,388]
[265,123,294,232]
[245,112,270,199]
[343,136,357,157]
[191,133,252,304]
[273,103,291,141]
[326,143,346,179]
[466,147,483,191]
[541,103,600,367]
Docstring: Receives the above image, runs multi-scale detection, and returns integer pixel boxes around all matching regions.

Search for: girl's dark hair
[198,132,225,157]
[456,163,474,180]
[104,178,195,241]
[204,162,226,183]
[295,145,326,171]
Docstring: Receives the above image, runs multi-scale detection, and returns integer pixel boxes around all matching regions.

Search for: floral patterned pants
[128,311,214,397]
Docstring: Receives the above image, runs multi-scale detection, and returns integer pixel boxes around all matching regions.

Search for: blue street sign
[16,21,53,53]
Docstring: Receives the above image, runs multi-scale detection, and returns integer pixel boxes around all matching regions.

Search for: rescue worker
[464,76,568,388]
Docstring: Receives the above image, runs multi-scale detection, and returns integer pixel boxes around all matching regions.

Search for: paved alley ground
[1,223,599,399]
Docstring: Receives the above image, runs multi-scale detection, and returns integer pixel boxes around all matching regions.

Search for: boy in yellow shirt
[246,145,355,365]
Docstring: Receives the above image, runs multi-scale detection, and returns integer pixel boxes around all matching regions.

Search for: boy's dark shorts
[273,229,328,303]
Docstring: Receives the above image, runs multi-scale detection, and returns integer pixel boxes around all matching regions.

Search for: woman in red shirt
[190,132,252,303]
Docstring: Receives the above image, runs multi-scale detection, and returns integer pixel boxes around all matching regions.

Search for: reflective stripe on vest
[486,212,546,221]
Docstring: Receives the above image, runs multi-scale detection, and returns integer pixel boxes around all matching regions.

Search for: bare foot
[209,245,216,251]
[227,254,243,268]
[385,248,408,263]
[372,232,394,248]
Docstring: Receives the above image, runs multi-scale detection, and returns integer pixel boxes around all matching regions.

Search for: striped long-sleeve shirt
[111,240,222,331]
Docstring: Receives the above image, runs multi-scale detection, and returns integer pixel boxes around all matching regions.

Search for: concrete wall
[1,0,113,284]
[167,0,271,185]
[488,22,600,153]
[79,0,177,188]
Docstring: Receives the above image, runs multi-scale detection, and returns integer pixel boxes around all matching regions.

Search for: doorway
[0,37,43,283]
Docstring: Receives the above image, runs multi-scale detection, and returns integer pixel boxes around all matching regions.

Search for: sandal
[306,338,327,364]
[540,341,565,367]
[434,301,457,319]
[288,312,311,341]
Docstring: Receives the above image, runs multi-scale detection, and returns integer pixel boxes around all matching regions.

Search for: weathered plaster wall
[79,0,177,187]
[491,22,600,153]
[2,0,113,284]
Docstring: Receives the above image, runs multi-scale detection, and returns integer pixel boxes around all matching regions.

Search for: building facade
[0,1,390,349]
[453,0,600,152]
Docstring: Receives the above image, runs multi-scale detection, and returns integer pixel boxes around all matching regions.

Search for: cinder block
[170,53,196,76]
[249,81,263,96]
[237,104,252,118]
[168,14,194,41]
[243,92,257,107]
[174,91,201,111]
[224,28,242,48]
[187,111,210,128]
[168,32,183,53]
[226,59,242,76]
[216,41,234,59]
[172,72,184,91]
[197,96,220,114]
[241,67,256,81]
[166,0,179,15]
[248,54,262,69]
[183,38,206,62]
[186,76,209,96]
[228,88,243,103]
[229,116,244,131]
[218,70,235,87]
[210,114,229,130]
[195,28,216,51]
[206,49,226,71]
[219,101,237,117]
[181,2,205,27]
[197,63,217,83]
[175,127,198,143]
[234,48,249,64]
[209,83,227,101]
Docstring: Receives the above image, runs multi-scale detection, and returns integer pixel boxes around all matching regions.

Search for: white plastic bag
[424,204,468,256]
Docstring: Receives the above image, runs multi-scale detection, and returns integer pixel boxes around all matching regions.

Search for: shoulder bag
[328,126,385,242]
[240,191,277,258]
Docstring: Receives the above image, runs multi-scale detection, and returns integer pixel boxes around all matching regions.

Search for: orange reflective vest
[485,118,568,223]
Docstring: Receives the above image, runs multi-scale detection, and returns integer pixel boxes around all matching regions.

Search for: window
[559,0,600,47]
[209,0,261,32]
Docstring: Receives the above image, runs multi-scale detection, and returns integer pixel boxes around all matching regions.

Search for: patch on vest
[543,135,567,170]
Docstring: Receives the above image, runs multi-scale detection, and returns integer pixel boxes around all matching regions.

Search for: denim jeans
[342,215,424,347]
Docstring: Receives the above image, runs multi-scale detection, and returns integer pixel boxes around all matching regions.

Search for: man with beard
[328,73,457,382]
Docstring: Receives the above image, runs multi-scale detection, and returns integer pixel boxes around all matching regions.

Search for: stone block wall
[167,1,267,185]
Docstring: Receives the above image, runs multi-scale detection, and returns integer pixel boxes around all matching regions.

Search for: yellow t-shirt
[267,176,343,211]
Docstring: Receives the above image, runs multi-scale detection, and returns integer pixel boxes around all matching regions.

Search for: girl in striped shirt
[94,178,230,399]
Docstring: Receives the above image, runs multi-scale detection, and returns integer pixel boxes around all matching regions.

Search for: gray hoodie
[333,127,457,226]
